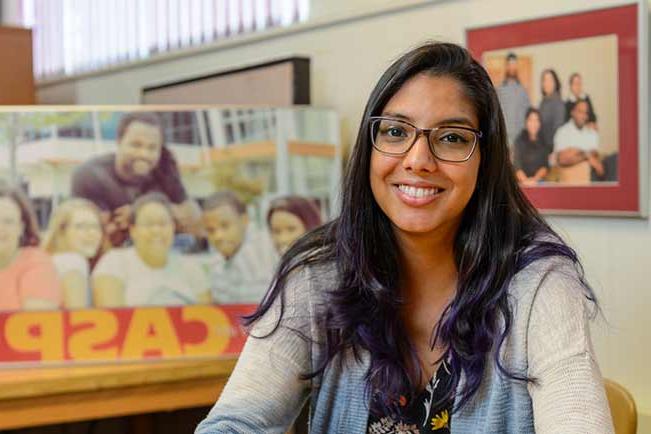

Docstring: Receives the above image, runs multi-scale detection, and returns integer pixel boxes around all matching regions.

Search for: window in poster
[466,0,648,216]
[0,106,341,365]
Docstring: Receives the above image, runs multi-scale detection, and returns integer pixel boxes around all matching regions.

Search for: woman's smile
[393,183,445,206]
[370,74,480,238]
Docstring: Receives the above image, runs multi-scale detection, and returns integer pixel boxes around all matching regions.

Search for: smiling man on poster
[70,112,201,246]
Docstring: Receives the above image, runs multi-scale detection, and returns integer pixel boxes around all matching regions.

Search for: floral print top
[367,360,453,434]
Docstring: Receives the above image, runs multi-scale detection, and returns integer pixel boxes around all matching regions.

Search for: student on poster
[266,196,323,255]
[41,198,107,309]
[0,187,62,311]
[70,112,200,246]
[92,193,210,307]
[202,191,276,304]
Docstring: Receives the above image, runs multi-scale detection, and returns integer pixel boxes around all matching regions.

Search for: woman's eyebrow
[381,112,477,128]
[381,111,411,121]
[437,117,476,128]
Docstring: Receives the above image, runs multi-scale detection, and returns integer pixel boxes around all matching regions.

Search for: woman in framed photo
[538,68,566,149]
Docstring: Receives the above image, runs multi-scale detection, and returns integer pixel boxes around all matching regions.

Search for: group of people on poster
[0,112,323,311]
[497,52,612,185]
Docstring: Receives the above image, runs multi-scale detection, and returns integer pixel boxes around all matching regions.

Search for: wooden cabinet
[0,26,35,104]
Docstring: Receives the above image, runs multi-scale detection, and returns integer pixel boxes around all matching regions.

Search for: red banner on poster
[0,304,255,364]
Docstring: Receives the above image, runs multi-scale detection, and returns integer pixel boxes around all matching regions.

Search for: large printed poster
[0,106,340,364]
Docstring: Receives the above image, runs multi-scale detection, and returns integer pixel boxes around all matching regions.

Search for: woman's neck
[396,230,458,386]
[396,229,458,301]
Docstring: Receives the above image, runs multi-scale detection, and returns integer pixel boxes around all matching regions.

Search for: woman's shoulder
[509,252,590,317]
[17,246,54,265]
[99,247,131,261]
[52,252,89,274]
[283,260,337,301]
[93,247,133,273]
[513,129,528,144]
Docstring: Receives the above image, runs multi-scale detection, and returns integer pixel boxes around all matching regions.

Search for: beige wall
[36,0,651,431]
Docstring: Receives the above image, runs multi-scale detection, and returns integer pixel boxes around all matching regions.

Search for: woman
[565,72,598,129]
[538,69,566,148]
[0,187,62,311]
[267,196,322,254]
[42,198,107,308]
[92,193,210,307]
[196,43,612,433]
[513,108,551,185]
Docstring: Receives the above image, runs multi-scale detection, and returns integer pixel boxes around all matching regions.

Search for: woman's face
[570,75,583,97]
[542,72,555,96]
[269,210,307,254]
[62,207,103,258]
[0,197,23,259]
[369,74,481,242]
[525,112,541,137]
[130,202,174,257]
[203,205,248,259]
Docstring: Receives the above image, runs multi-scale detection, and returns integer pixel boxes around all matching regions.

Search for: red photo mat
[467,4,640,215]
[0,304,255,365]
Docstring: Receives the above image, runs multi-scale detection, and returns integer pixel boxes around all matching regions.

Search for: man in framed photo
[496,52,531,146]
[552,99,604,182]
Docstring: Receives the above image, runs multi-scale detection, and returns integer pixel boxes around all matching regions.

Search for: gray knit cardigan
[196,256,614,433]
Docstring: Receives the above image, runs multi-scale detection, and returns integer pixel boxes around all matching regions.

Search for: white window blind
[19,0,309,79]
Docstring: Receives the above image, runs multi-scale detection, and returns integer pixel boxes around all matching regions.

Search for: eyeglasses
[369,116,482,162]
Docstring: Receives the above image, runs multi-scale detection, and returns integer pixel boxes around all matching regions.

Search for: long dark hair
[541,68,561,97]
[266,196,322,231]
[0,186,41,248]
[245,42,591,416]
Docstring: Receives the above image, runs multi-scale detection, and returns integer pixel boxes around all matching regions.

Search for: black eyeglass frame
[368,116,483,163]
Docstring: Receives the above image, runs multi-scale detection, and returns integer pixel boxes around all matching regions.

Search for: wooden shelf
[0,358,236,429]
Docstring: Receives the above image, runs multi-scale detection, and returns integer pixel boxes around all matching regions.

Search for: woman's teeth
[398,184,440,198]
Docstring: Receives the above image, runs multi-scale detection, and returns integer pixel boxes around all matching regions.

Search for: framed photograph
[0,105,340,365]
[467,1,648,216]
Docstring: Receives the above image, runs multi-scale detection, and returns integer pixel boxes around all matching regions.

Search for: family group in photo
[497,52,615,185]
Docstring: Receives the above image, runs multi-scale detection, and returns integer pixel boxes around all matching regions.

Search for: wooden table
[0,358,237,430]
